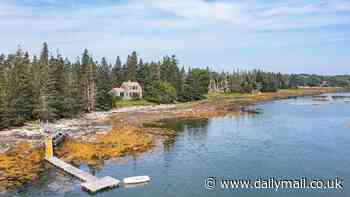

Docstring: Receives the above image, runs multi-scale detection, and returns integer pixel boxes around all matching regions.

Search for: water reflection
[154,118,210,151]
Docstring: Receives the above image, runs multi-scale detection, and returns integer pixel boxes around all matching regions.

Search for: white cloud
[148,0,350,31]
[150,0,242,23]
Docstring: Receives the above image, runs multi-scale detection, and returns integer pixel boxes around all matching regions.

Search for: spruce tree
[80,49,96,112]
[136,58,146,88]
[71,59,86,114]
[7,50,35,125]
[111,56,122,87]
[181,68,210,101]
[61,58,76,118]
[34,42,50,121]
[46,55,66,120]
[177,66,187,101]
[0,55,9,128]
[96,57,113,111]
[144,62,160,98]
[126,51,138,81]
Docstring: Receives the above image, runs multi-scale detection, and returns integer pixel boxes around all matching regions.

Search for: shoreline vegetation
[0,87,341,192]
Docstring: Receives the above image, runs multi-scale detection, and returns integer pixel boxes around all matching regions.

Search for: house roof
[111,81,142,93]
[121,81,141,87]
[112,87,124,92]
[121,81,142,90]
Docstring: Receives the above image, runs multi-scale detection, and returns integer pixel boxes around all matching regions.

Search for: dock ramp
[44,136,120,193]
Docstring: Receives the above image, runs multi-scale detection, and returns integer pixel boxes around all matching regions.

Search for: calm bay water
[7,93,350,197]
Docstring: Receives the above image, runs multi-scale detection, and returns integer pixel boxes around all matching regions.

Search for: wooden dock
[46,157,97,182]
[45,156,120,193]
[44,135,120,193]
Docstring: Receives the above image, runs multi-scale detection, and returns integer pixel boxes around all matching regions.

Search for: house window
[120,92,124,97]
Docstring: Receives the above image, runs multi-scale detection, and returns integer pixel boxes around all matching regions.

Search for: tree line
[0,43,212,128]
[0,43,349,129]
[209,70,350,94]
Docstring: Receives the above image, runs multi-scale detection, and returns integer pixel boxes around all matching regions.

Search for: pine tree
[170,55,183,94]
[136,58,146,88]
[61,58,75,118]
[80,49,96,112]
[7,49,35,125]
[181,68,210,101]
[71,59,87,114]
[0,54,9,128]
[96,57,113,111]
[33,42,50,121]
[177,66,187,101]
[111,56,122,87]
[126,51,138,81]
[144,62,160,98]
[46,55,66,120]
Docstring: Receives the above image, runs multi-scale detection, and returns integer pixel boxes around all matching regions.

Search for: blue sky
[0,0,349,74]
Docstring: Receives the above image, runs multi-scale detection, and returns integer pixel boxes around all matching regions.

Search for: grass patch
[114,99,153,108]
[205,92,254,100]
[278,88,305,94]
[206,89,310,100]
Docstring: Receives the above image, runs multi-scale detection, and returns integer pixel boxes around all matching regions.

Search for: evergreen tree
[34,42,50,121]
[136,58,146,88]
[96,58,113,110]
[145,81,177,104]
[170,55,183,94]
[61,58,76,118]
[181,68,210,101]
[71,59,87,114]
[80,49,96,112]
[46,55,66,120]
[111,56,122,87]
[160,55,182,94]
[144,62,160,98]
[126,51,138,81]
[7,49,35,125]
[0,55,9,128]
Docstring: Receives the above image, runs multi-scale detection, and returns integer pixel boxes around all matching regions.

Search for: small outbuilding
[110,81,143,100]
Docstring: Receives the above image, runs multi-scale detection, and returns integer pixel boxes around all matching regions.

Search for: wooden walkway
[45,157,120,193]
[44,135,120,193]
[45,156,120,193]
[46,157,98,182]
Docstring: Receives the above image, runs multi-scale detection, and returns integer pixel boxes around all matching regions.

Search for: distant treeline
[209,71,350,93]
[0,43,349,129]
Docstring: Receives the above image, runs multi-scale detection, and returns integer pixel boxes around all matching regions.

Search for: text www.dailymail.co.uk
[204,177,343,191]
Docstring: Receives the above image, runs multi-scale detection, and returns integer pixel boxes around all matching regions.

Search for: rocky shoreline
[0,104,176,151]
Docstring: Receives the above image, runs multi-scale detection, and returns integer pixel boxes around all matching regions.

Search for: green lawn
[113,99,153,108]
[278,88,305,94]
[205,92,253,100]
[206,88,305,100]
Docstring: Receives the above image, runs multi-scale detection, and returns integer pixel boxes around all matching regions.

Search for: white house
[110,81,143,100]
